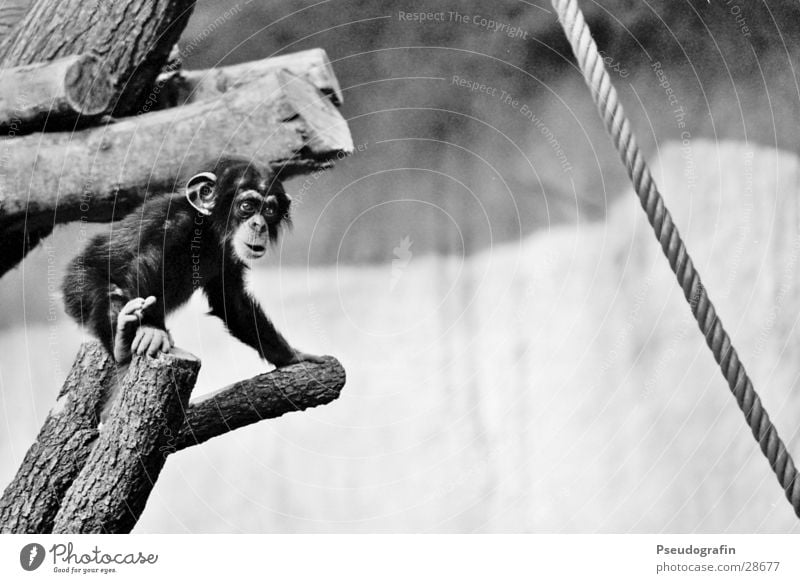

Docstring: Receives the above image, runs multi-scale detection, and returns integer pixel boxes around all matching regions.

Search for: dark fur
[61,157,296,365]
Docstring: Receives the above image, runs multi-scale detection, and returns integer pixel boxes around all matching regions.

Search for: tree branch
[0,343,114,534]
[0,342,347,533]
[0,69,353,237]
[52,349,201,534]
[175,356,346,450]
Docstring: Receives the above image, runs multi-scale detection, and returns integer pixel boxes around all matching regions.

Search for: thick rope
[550,0,800,518]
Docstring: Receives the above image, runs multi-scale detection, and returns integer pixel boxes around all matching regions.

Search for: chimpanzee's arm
[203,270,296,366]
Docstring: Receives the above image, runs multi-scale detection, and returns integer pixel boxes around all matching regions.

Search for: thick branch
[52,349,201,534]
[175,356,346,450]
[0,343,346,533]
[157,48,343,108]
[0,0,195,115]
[0,70,353,234]
[0,54,114,135]
[0,343,114,534]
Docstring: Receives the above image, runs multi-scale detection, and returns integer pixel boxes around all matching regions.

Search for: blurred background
[3,0,800,532]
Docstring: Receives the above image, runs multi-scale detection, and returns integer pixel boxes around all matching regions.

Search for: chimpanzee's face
[227,165,291,260]
[185,158,292,262]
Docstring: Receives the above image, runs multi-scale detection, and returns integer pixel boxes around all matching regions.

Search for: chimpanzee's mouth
[245,243,266,254]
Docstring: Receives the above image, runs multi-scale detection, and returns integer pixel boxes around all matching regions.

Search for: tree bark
[52,349,201,534]
[0,0,196,116]
[0,69,353,241]
[175,356,346,450]
[157,48,344,109]
[0,343,115,534]
[0,342,346,533]
[0,1,30,43]
[0,54,114,134]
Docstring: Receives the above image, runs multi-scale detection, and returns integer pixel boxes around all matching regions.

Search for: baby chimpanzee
[62,156,322,368]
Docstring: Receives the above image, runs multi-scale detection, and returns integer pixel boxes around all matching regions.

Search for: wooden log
[156,48,344,108]
[52,349,201,534]
[0,343,115,534]
[0,54,113,134]
[175,356,346,450]
[0,70,354,235]
[0,0,195,116]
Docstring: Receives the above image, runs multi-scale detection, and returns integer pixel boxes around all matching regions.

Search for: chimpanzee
[62,156,323,369]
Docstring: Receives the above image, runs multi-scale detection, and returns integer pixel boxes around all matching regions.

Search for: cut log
[0,54,113,134]
[0,343,114,534]
[0,70,354,235]
[0,0,195,116]
[52,349,201,534]
[175,356,346,450]
[157,48,344,108]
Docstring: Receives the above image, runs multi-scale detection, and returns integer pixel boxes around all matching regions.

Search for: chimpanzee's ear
[185,172,218,215]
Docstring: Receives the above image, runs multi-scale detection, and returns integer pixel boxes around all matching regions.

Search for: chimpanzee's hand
[132,324,173,358]
[114,296,163,362]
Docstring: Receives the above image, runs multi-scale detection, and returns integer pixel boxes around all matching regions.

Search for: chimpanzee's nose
[250,214,267,234]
